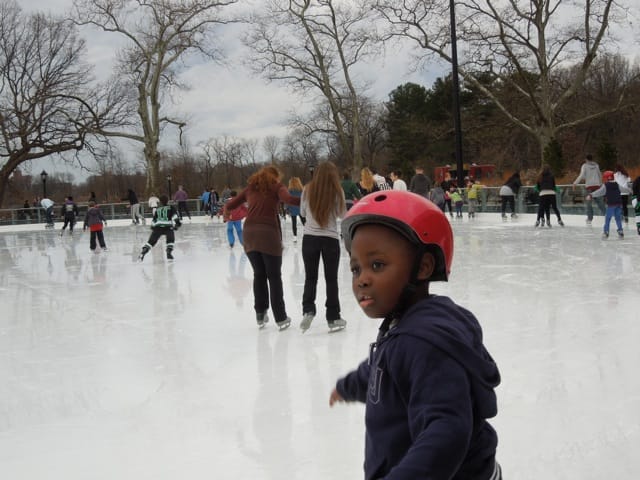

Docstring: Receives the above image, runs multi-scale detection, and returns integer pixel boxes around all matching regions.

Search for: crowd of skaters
[27,156,640,252]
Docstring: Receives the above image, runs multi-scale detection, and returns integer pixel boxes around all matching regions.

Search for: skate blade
[328,326,346,333]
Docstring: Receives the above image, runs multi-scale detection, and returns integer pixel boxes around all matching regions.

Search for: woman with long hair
[224,165,300,330]
[357,167,376,196]
[499,171,522,219]
[535,165,564,227]
[286,177,305,242]
[299,161,347,332]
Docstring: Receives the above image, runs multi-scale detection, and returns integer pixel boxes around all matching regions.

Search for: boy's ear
[417,251,435,281]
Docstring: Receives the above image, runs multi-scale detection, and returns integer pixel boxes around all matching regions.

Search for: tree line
[2,0,639,208]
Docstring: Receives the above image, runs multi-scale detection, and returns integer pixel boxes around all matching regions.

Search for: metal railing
[0,185,611,226]
[0,199,211,226]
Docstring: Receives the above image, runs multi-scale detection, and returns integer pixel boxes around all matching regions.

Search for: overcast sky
[21,0,438,182]
[19,0,640,183]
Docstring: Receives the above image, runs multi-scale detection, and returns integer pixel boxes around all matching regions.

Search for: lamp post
[40,170,48,198]
[166,174,172,197]
[449,0,464,183]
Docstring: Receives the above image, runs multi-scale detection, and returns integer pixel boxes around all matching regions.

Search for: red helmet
[602,170,614,182]
[341,190,453,281]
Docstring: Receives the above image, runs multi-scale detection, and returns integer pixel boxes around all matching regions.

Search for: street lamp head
[40,170,48,181]
[166,174,172,181]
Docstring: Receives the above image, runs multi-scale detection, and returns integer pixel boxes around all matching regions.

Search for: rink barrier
[0,185,627,226]
[0,198,214,226]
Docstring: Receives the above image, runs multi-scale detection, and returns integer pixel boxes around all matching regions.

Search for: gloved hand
[632,197,638,208]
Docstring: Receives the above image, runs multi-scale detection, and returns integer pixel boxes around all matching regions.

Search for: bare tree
[373,0,637,164]
[263,135,281,163]
[71,0,238,194]
[246,0,376,174]
[0,2,126,207]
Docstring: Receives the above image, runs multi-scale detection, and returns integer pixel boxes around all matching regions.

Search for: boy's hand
[329,388,344,407]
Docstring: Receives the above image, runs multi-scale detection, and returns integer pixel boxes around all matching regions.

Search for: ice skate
[501,214,507,221]
[511,213,517,219]
[637,225,640,235]
[138,246,149,262]
[558,219,564,227]
[276,317,291,331]
[602,232,609,239]
[535,219,540,227]
[547,220,552,228]
[300,313,314,333]
[617,229,624,239]
[328,318,347,332]
[586,219,592,225]
[166,251,174,260]
[256,311,269,328]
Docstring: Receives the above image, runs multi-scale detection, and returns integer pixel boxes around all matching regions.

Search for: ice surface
[1,213,639,479]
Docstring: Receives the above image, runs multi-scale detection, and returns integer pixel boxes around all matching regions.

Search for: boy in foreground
[330,190,501,479]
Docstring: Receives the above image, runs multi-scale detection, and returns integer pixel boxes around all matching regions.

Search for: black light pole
[166,174,172,197]
[40,170,48,198]
[449,0,464,184]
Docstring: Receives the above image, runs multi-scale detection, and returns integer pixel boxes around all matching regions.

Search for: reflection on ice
[0,214,638,479]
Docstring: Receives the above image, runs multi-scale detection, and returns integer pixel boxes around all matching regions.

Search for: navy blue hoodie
[336,295,500,479]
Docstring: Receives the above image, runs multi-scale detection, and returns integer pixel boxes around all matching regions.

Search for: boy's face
[349,224,416,319]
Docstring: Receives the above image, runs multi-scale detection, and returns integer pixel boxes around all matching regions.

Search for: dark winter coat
[591,181,625,206]
[84,206,106,232]
[504,174,522,195]
[61,200,78,219]
[336,296,500,480]
[409,173,433,197]
[123,189,139,205]
[537,171,556,192]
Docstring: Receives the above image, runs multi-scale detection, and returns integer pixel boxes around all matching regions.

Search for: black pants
[89,230,106,250]
[500,196,515,215]
[537,194,562,222]
[291,215,306,237]
[61,213,76,231]
[246,251,287,323]
[177,201,191,219]
[146,228,175,250]
[621,195,629,220]
[302,235,341,321]
[444,198,453,215]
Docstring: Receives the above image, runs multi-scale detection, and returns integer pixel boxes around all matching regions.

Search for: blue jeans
[226,220,243,246]
[45,206,54,225]
[603,205,623,234]
[586,188,605,221]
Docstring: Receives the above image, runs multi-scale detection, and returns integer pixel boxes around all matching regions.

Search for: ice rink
[1,212,639,479]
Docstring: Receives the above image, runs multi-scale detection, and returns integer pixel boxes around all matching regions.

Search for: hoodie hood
[389,295,500,418]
